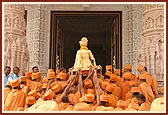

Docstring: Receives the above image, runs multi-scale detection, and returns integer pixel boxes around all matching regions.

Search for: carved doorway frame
[50,11,122,73]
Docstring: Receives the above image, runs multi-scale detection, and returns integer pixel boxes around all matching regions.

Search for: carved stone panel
[138,4,164,85]
[4,4,29,75]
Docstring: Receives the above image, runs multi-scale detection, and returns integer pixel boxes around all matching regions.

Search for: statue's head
[79,37,88,47]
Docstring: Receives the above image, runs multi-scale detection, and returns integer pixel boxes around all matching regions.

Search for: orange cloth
[160,86,164,94]
[137,65,144,72]
[68,94,75,104]
[55,81,68,90]
[127,102,139,110]
[139,82,155,104]
[56,69,60,75]
[122,72,132,80]
[85,94,95,102]
[114,69,120,75]
[31,73,41,80]
[116,100,127,110]
[86,88,95,94]
[4,87,11,103]
[73,91,81,104]
[28,90,38,98]
[105,84,114,93]
[65,105,74,111]
[111,83,121,98]
[42,83,48,89]
[4,89,26,111]
[20,84,29,95]
[110,74,118,82]
[84,79,93,88]
[125,64,132,70]
[28,101,59,111]
[26,79,32,88]
[44,89,55,100]
[17,107,24,111]
[120,81,131,100]
[57,72,68,81]
[30,81,42,91]
[115,76,123,86]
[79,96,86,102]
[108,94,118,108]
[101,81,109,90]
[74,102,90,111]
[10,79,19,88]
[55,94,62,104]
[47,72,56,79]
[125,91,133,100]
[139,72,158,95]
[25,72,32,78]
[48,69,54,73]
[98,78,103,86]
[130,87,141,93]
[58,102,70,111]
[100,95,109,102]
[123,72,138,85]
[106,65,112,71]
[131,73,138,85]
[105,71,112,77]
[26,96,36,105]
[130,97,139,104]
[20,76,27,82]
[41,77,48,83]
[51,83,61,93]
[138,102,151,111]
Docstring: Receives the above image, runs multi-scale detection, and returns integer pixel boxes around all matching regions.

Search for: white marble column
[4,4,29,75]
[25,4,49,74]
[139,4,164,85]
[124,4,143,75]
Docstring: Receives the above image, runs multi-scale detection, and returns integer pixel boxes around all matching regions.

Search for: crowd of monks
[4,64,164,111]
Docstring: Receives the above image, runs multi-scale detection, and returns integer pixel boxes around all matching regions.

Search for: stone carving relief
[124,4,143,75]
[25,4,49,73]
[4,4,29,75]
[138,4,164,84]
[4,14,11,28]
[156,15,164,28]
[155,33,164,79]
[145,17,154,30]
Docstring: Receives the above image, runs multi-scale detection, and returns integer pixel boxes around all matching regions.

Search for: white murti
[73,37,96,70]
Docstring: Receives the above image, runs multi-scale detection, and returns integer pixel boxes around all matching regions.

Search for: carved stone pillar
[26,4,49,74]
[124,4,143,75]
[139,4,164,86]
[4,4,29,75]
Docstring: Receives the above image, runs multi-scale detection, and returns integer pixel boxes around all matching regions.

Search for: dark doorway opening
[50,11,122,74]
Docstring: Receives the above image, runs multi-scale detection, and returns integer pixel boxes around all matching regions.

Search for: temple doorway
[50,11,122,74]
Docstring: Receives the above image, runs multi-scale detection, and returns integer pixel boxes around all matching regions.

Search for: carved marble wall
[138,4,164,86]
[4,4,164,82]
[25,4,127,74]
[124,4,143,75]
[25,5,49,74]
[4,4,29,75]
